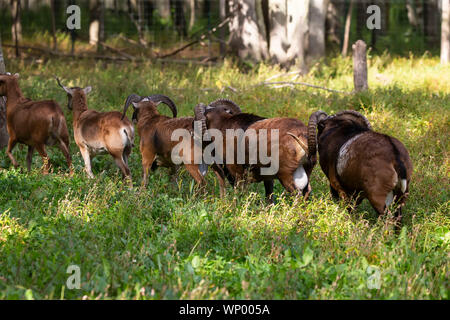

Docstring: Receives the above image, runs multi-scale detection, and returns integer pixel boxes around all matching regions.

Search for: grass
[0,52,448,299]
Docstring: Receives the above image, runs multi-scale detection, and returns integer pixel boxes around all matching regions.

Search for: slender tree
[154,0,171,20]
[423,0,440,45]
[0,33,8,148]
[308,0,329,62]
[406,0,419,30]
[50,0,57,51]
[342,0,354,57]
[442,0,450,64]
[269,0,310,69]
[219,0,226,55]
[170,0,187,36]
[228,0,269,62]
[11,0,22,57]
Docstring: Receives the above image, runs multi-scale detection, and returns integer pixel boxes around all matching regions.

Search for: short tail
[388,137,408,193]
[122,125,135,148]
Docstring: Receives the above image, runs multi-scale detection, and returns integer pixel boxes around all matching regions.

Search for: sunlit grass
[0,51,448,299]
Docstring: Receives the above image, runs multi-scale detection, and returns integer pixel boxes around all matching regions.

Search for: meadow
[0,52,448,299]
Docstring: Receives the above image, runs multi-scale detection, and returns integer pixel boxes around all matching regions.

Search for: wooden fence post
[352,40,368,92]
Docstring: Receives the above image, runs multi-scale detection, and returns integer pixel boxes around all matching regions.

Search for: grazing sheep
[0,73,71,173]
[195,99,316,201]
[308,110,413,224]
[122,94,226,195]
[56,78,134,184]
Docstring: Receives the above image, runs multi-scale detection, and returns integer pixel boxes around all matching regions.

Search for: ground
[0,53,448,299]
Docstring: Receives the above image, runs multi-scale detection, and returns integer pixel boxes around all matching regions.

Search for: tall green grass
[0,53,448,299]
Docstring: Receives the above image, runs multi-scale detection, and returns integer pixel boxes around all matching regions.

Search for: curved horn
[307,111,328,159]
[333,110,372,129]
[122,94,143,120]
[208,99,242,114]
[194,103,208,139]
[146,94,177,118]
[287,132,308,152]
[55,76,72,95]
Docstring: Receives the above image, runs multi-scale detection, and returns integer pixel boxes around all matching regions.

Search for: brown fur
[316,113,413,224]
[0,74,71,173]
[203,106,314,201]
[134,101,226,196]
[60,85,134,184]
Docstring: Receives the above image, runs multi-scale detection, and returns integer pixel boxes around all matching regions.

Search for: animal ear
[13,73,19,79]
[83,86,92,94]
[131,102,138,108]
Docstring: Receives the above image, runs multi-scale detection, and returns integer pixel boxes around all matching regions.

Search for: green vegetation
[0,53,448,299]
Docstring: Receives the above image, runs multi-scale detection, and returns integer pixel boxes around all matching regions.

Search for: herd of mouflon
[0,73,412,226]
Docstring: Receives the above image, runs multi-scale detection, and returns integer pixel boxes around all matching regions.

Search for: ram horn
[122,94,143,120]
[146,94,177,118]
[55,77,73,95]
[334,110,372,129]
[194,103,208,139]
[307,111,328,159]
[208,99,242,114]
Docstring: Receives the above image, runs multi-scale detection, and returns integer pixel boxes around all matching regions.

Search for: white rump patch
[400,179,407,193]
[199,163,208,176]
[293,165,308,191]
[336,133,364,176]
[385,191,394,207]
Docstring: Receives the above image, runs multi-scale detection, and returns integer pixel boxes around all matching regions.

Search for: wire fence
[0,0,443,60]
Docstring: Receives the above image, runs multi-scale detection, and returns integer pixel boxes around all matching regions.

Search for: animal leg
[112,152,132,187]
[141,149,156,188]
[35,144,50,174]
[26,146,34,172]
[57,138,72,174]
[6,139,19,168]
[79,146,94,178]
[184,164,206,193]
[264,180,274,204]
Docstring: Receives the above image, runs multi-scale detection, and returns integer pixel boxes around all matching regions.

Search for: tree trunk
[171,0,187,36]
[89,0,101,46]
[219,0,226,55]
[50,0,57,51]
[442,0,450,64]
[326,0,344,47]
[342,0,354,57]
[406,0,419,30]
[0,34,8,149]
[308,0,328,62]
[228,0,269,62]
[186,0,196,30]
[11,0,22,57]
[130,0,147,45]
[423,0,440,45]
[353,40,368,92]
[155,0,171,20]
[268,0,309,69]
[356,0,365,40]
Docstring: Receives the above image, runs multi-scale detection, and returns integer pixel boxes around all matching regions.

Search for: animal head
[55,77,91,111]
[0,73,20,96]
[122,94,177,124]
[307,110,372,158]
[194,99,242,133]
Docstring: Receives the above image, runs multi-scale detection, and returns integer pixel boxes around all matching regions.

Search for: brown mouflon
[0,73,71,173]
[308,110,413,225]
